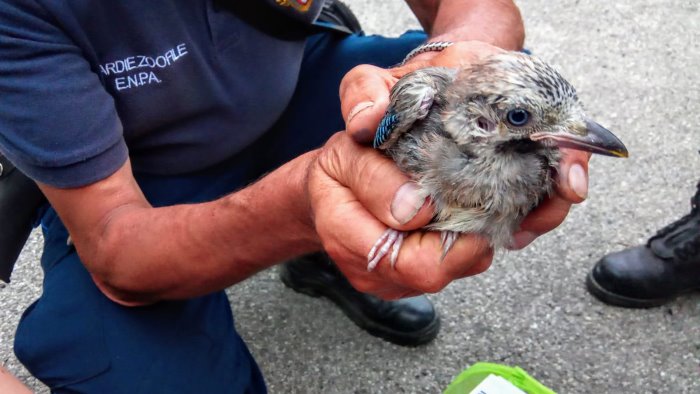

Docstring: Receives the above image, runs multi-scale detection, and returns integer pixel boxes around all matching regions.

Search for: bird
[366,52,628,271]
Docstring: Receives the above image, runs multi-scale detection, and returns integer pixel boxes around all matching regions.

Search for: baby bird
[367,52,628,271]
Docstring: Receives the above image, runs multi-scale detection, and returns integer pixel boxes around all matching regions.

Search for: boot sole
[585,272,676,308]
[280,267,440,347]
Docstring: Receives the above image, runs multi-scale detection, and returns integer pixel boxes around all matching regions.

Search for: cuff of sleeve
[12,139,129,189]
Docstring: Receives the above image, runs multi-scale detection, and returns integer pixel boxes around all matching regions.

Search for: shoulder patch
[275,0,313,12]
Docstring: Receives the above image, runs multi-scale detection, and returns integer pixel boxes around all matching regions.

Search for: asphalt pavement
[1,0,699,392]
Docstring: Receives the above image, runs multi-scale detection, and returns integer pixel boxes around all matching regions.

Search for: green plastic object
[444,362,556,394]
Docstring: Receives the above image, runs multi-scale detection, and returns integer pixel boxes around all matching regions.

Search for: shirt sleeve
[0,0,128,188]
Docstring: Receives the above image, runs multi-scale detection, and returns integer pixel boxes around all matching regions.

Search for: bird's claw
[367,229,406,271]
[440,231,459,261]
[366,229,459,270]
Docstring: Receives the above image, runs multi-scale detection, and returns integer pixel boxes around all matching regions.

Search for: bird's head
[442,52,628,158]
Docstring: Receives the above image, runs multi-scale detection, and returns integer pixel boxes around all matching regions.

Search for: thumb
[556,149,591,203]
[339,64,395,145]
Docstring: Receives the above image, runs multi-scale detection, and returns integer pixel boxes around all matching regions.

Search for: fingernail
[508,231,537,250]
[348,101,374,123]
[391,182,426,224]
[569,163,588,200]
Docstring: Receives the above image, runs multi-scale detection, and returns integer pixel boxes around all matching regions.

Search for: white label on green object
[469,374,527,394]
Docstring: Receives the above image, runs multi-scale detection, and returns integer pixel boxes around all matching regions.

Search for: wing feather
[373,67,457,149]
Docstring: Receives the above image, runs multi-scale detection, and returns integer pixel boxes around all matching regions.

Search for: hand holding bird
[367,51,628,270]
[306,42,618,300]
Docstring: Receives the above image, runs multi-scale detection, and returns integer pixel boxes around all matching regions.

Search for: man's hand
[307,132,493,300]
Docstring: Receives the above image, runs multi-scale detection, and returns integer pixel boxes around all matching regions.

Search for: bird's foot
[367,229,406,271]
[440,231,459,261]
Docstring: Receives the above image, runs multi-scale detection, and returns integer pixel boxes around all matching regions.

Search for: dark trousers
[14,30,426,393]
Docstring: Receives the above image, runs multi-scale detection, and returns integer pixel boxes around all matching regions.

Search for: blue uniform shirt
[0,0,322,188]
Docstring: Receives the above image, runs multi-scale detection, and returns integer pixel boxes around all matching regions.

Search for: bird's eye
[506,109,530,127]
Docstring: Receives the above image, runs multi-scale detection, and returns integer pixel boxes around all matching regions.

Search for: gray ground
[1,0,699,393]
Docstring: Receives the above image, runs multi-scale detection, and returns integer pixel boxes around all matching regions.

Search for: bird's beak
[529,120,629,158]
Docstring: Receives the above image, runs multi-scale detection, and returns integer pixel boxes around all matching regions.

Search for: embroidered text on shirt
[98,43,189,91]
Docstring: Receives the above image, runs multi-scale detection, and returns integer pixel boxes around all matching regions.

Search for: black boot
[586,181,700,307]
[279,252,440,346]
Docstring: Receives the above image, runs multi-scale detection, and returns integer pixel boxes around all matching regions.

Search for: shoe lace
[647,182,700,261]
[676,236,700,261]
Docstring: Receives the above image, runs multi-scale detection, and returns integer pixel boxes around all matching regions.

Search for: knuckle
[551,212,568,228]
[340,64,375,93]
[317,135,346,179]
[539,207,568,230]
[345,65,384,91]
[322,242,345,264]
[352,279,376,294]
[471,253,494,275]
[306,161,329,206]
[323,130,345,147]
[419,275,449,294]
[348,64,381,78]
[352,153,383,189]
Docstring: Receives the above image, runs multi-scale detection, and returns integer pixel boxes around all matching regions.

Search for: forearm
[88,151,321,303]
[405,0,525,50]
